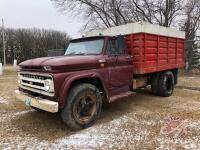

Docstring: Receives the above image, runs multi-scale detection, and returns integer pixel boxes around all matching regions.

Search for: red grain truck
[15,22,185,129]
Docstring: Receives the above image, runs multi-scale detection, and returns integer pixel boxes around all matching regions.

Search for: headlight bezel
[17,73,21,84]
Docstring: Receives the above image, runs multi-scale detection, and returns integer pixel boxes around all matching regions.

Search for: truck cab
[16,35,135,129]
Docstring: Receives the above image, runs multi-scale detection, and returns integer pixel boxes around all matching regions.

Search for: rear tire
[151,73,160,96]
[61,83,102,130]
[158,71,175,97]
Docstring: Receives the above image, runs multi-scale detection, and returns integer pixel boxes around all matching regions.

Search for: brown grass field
[0,66,200,150]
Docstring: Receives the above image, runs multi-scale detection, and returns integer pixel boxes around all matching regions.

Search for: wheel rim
[73,91,97,124]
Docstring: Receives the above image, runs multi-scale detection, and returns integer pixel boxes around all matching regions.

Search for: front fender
[58,72,108,108]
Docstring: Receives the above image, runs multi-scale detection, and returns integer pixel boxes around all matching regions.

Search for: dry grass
[0,66,23,112]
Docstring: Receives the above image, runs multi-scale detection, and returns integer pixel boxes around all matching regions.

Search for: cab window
[108,37,124,55]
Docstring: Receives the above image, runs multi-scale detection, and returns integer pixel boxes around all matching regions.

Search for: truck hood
[20,55,102,72]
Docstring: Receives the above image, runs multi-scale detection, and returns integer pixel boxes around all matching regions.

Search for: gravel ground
[0,67,200,150]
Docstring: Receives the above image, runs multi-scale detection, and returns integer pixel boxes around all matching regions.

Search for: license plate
[24,98,31,106]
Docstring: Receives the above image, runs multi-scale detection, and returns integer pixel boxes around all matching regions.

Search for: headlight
[44,80,50,91]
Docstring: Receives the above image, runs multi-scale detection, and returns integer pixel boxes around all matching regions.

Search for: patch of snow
[14,110,32,116]
[51,114,151,149]
[156,120,200,150]
[156,137,200,150]
[1,136,49,150]
[0,97,8,104]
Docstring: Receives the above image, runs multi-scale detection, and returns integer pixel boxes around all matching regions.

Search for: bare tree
[130,0,183,27]
[52,0,183,32]
[52,0,131,30]
[156,0,182,27]
[181,0,200,71]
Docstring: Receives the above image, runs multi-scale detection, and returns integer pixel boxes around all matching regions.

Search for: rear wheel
[158,71,175,97]
[151,73,160,96]
[61,83,102,130]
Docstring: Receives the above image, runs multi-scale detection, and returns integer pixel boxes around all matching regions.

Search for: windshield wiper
[66,52,86,55]
[67,52,76,55]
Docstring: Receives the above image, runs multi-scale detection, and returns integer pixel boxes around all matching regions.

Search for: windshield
[65,39,104,55]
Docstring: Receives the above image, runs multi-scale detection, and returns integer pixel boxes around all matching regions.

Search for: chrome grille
[18,72,55,97]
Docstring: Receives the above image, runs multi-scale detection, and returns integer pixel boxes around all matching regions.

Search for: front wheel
[61,83,102,130]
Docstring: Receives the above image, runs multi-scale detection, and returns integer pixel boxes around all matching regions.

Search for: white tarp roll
[85,22,185,39]
[0,63,3,75]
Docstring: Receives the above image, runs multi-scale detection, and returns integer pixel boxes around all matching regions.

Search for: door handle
[98,59,107,68]
[126,56,133,60]
[98,59,107,63]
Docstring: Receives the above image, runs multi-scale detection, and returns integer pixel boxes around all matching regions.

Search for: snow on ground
[51,115,152,150]
[1,107,200,150]
[1,111,153,150]
[156,120,200,150]
[0,70,200,150]
[1,95,200,150]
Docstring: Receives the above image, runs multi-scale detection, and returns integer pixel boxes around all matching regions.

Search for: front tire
[61,83,102,130]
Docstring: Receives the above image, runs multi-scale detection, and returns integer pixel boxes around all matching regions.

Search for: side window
[108,38,124,55]
[108,39,117,55]
[117,36,125,54]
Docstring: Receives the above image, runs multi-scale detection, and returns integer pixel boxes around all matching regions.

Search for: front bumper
[15,90,58,113]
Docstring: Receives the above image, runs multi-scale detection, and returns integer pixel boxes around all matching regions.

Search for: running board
[109,91,136,103]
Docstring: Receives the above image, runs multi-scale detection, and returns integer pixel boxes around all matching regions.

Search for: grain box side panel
[143,34,158,72]
[125,33,144,74]
[125,33,185,74]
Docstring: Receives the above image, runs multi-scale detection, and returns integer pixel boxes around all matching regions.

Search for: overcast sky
[0,0,84,38]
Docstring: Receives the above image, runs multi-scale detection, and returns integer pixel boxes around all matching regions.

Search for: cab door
[106,36,133,96]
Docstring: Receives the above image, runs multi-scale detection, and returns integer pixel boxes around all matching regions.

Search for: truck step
[109,91,136,103]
